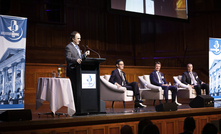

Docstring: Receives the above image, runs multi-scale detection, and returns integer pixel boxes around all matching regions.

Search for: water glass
[52,71,56,78]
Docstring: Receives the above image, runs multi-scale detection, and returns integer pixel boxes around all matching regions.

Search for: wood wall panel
[35,25,52,47]
[2,114,221,134]
[4,0,220,73]
[166,121,175,134]
[52,28,66,48]
[198,116,208,134]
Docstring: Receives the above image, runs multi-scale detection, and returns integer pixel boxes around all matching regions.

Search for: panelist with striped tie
[181,63,209,95]
[150,61,177,103]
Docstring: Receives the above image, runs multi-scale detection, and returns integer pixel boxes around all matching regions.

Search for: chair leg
[112,101,115,108]
[123,101,125,108]
[153,100,156,106]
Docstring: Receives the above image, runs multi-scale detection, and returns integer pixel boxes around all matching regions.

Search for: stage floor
[1,99,221,133]
[27,99,221,120]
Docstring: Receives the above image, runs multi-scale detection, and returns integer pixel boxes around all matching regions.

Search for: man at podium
[109,59,146,108]
[65,31,90,104]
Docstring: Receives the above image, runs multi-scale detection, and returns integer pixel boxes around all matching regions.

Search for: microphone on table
[86,45,100,58]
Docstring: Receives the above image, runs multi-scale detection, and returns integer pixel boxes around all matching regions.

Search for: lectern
[72,57,106,115]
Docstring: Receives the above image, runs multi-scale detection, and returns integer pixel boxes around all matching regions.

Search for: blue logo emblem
[87,75,95,87]
[0,16,27,42]
[210,39,221,55]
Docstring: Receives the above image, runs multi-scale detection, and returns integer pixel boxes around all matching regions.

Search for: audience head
[154,61,161,72]
[141,124,159,134]
[138,118,153,134]
[202,123,218,134]
[121,125,133,134]
[183,116,196,132]
[116,59,124,70]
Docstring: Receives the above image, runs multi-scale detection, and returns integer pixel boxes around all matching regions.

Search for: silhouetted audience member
[121,125,133,134]
[138,118,153,134]
[180,116,196,134]
[202,123,218,134]
[141,124,159,134]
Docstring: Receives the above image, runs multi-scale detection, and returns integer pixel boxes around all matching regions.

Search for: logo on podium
[82,74,96,89]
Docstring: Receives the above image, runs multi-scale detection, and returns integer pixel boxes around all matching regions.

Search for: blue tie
[75,45,81,58]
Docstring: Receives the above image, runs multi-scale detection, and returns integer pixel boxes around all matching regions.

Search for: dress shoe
[134,102,146,108]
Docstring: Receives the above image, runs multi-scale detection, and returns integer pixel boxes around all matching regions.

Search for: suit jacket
[109,69,129,86]
[150,70,167,86]
[65,42,86,77]
[181,71,202,85]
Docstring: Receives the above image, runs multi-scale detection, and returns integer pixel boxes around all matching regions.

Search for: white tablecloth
[36,77,75,116]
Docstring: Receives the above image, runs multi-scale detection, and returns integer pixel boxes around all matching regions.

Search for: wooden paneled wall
[25,63,208,105]
[1,114,221,134]
[1,0,220,73]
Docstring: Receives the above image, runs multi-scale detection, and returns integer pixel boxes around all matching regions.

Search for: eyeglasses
[118,64,124,65]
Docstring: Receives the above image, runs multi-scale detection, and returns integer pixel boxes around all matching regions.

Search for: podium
[72,57,106,115]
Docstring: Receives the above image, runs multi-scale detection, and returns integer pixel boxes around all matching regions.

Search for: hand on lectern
[85,50,90,56]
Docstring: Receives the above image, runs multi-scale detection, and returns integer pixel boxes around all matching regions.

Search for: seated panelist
[150,61,177,103]
[109,59,146,108]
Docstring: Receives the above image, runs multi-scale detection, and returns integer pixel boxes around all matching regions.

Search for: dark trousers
[161,85,177,102]
[123,82,140,100]
[194,83,209,95]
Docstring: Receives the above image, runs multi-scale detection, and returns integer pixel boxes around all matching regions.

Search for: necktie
[190,72,197,85]
[157,72,164,84]
[75,45,81,58]
[121,71,126,86]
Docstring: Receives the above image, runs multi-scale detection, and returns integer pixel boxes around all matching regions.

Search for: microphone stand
[86,45,101,58]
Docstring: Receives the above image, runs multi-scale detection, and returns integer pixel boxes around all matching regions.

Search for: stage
[1,99,221,134]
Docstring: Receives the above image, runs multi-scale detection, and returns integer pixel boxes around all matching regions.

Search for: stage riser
[1,114,221,134]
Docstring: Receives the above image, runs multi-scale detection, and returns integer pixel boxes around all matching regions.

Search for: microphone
[86,45,100,58]
[82,45,86,53]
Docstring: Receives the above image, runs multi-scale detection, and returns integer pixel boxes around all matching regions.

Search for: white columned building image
[0,48,25,105]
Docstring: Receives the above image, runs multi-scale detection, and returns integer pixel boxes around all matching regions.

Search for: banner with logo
[0,15,27,110]
[209,38,221,100]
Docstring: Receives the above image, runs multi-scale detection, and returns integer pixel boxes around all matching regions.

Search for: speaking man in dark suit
[109,59,146,108]
[181,63,209,95]
[150,61,177,103]
[65,31,90,108]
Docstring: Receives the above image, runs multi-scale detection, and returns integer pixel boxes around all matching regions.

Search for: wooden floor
[0,99,221,134]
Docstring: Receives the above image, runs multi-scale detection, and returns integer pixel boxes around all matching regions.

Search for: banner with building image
[209,37,221,99]
[0,15,27,110]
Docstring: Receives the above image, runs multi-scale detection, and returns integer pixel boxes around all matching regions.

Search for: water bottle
[144,82,147,89]
[169,82,171,86]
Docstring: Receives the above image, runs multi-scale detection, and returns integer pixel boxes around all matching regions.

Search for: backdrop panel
[0,15,27,110]
[209,37,221,100]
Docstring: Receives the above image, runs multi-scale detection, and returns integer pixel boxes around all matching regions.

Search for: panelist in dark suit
[181,63,209,95]
[150,61,177,103]
[109,59,146,108]
[65,31,90,107]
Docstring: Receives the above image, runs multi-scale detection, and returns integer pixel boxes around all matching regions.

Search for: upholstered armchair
[138,75,172,105]
[173,75,197,99]
[100,75,134,108]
